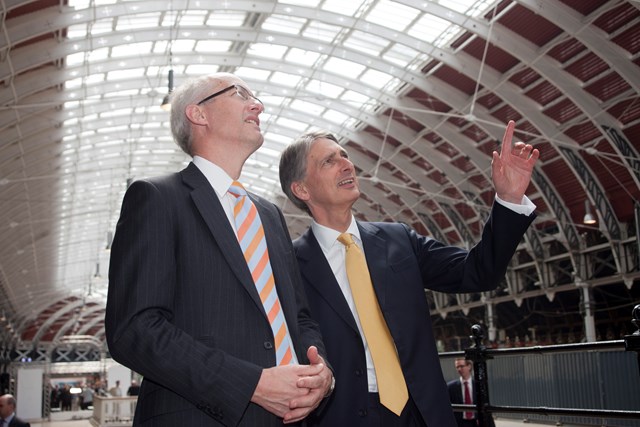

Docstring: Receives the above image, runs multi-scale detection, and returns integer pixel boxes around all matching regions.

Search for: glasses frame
[196,84,263,107]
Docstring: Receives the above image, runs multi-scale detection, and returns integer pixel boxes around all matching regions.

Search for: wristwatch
[325,375,336,397]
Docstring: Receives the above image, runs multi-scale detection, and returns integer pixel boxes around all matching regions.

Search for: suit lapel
[357,222,389,307]
[181,163,265,315]
[296,229,360,334]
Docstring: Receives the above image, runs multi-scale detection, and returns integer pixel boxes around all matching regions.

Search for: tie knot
[337,233,355,247]
[228,181,247,198]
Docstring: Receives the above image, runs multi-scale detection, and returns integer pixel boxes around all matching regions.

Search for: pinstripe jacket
[106,162,326,426]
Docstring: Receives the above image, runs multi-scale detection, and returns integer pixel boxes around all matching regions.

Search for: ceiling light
[583,200,596,225]
[161,69,173,111]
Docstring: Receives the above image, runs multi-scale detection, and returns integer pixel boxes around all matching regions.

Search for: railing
[446,303,640,426]
[89,395,137,427]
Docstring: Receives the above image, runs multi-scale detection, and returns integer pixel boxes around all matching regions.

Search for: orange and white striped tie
[228,181,294,365]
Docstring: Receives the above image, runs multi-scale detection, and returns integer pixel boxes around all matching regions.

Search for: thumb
[307,346,321,364]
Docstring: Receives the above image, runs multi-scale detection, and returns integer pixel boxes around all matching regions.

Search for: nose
[249,98,264,114]
[340,156,354,171]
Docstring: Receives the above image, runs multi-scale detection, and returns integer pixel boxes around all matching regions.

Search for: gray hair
[169,74,225,155]
[279,130,339,215]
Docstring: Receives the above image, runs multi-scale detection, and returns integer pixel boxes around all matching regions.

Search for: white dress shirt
[310,196,536,392]
[193,156,299,364]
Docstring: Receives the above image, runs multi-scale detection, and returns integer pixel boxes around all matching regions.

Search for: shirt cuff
[495,194,536,216]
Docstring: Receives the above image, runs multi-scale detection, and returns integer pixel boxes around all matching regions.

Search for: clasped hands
[251,346,334,424]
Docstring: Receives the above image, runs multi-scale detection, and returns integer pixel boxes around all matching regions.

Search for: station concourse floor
[30,413,557,427]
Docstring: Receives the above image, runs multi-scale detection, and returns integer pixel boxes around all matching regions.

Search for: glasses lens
[236,86,263,106]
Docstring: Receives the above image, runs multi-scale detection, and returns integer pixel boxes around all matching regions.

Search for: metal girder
[517,0,640,93]
[601,126,640,188]
[559,146,624,276]
[531,167,581,260]
[29,299,86,345]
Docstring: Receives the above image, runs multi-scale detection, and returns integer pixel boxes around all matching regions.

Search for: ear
[290,181,309,201]
[185,104,208,125]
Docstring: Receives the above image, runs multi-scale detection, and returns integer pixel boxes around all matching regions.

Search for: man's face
[198,77,264,153]
[455,361,472,380]
[0,397,12,419]
[298,137,360,215]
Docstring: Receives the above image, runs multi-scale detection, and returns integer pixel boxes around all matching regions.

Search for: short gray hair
[169,74,222,155]
[279,130,339,215]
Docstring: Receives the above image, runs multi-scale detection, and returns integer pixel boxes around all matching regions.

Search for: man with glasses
[448,359,495,427]
[106,73,333,426]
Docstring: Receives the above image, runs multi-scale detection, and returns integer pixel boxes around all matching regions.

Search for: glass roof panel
[322,109,350,125]
[323,57,366,79]
[343,30,389,57]
[205,11,247,27]
[365,0,420,31]
[112,42,154,57]
[262,15,307,34]
[115,13,160,30]
[195,40,234,52]
[360,69,397,91]
[302,21,343,42]
[279,0,322,6]
[305,79,344,98]
[321,0,366,17]
[383,43,423,67]
[285,48,322,66]
[247,43,290,59]
[20,0,503,326]
[271,72,304,87]
[408,14,459,47]
[289,99,325,116]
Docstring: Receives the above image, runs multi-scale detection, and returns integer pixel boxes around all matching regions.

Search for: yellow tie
[337,233,408,415]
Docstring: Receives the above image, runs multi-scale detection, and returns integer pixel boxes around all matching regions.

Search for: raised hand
[492,120,540,203]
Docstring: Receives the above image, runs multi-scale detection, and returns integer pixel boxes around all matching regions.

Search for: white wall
[16,366,44,421]
[107,363,131,396]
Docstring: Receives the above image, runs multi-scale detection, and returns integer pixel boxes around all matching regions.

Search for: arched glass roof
[1,0,639,351]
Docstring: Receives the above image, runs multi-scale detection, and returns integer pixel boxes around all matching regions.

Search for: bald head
[0,394,17,419]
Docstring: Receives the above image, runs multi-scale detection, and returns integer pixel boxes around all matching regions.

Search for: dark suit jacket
[293,202,534,427]
[106,163,326,426]
[447,378,496,427]
[8,415,30,427]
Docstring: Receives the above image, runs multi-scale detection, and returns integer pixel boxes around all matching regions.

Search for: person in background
[447,358,495,427]
[80,384,94,410]
[278,121,538,426]
[106,72,333,426]
[0,394,30,427]
[127,380,140,397]
[108,380,122,397]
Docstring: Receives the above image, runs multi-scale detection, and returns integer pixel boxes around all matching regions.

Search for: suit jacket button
[355,369,362,376]
[264,341,273,349]
[358,408,368,417]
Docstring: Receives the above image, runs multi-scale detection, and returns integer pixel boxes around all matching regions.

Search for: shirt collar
[311,216,361,252]
[192,155,234,198]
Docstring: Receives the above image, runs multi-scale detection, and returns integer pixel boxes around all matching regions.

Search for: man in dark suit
[106,73,333,426]
[447,359,496,427]
[0,394,30,427]
[278,122,538,426]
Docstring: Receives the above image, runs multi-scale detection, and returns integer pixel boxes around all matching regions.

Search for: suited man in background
[0,394,30,427]
[278,122,538,426]
[106,72,332,426]
[447,359,496,427]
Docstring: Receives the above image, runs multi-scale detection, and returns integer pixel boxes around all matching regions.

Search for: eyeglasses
[196,84,263,107]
